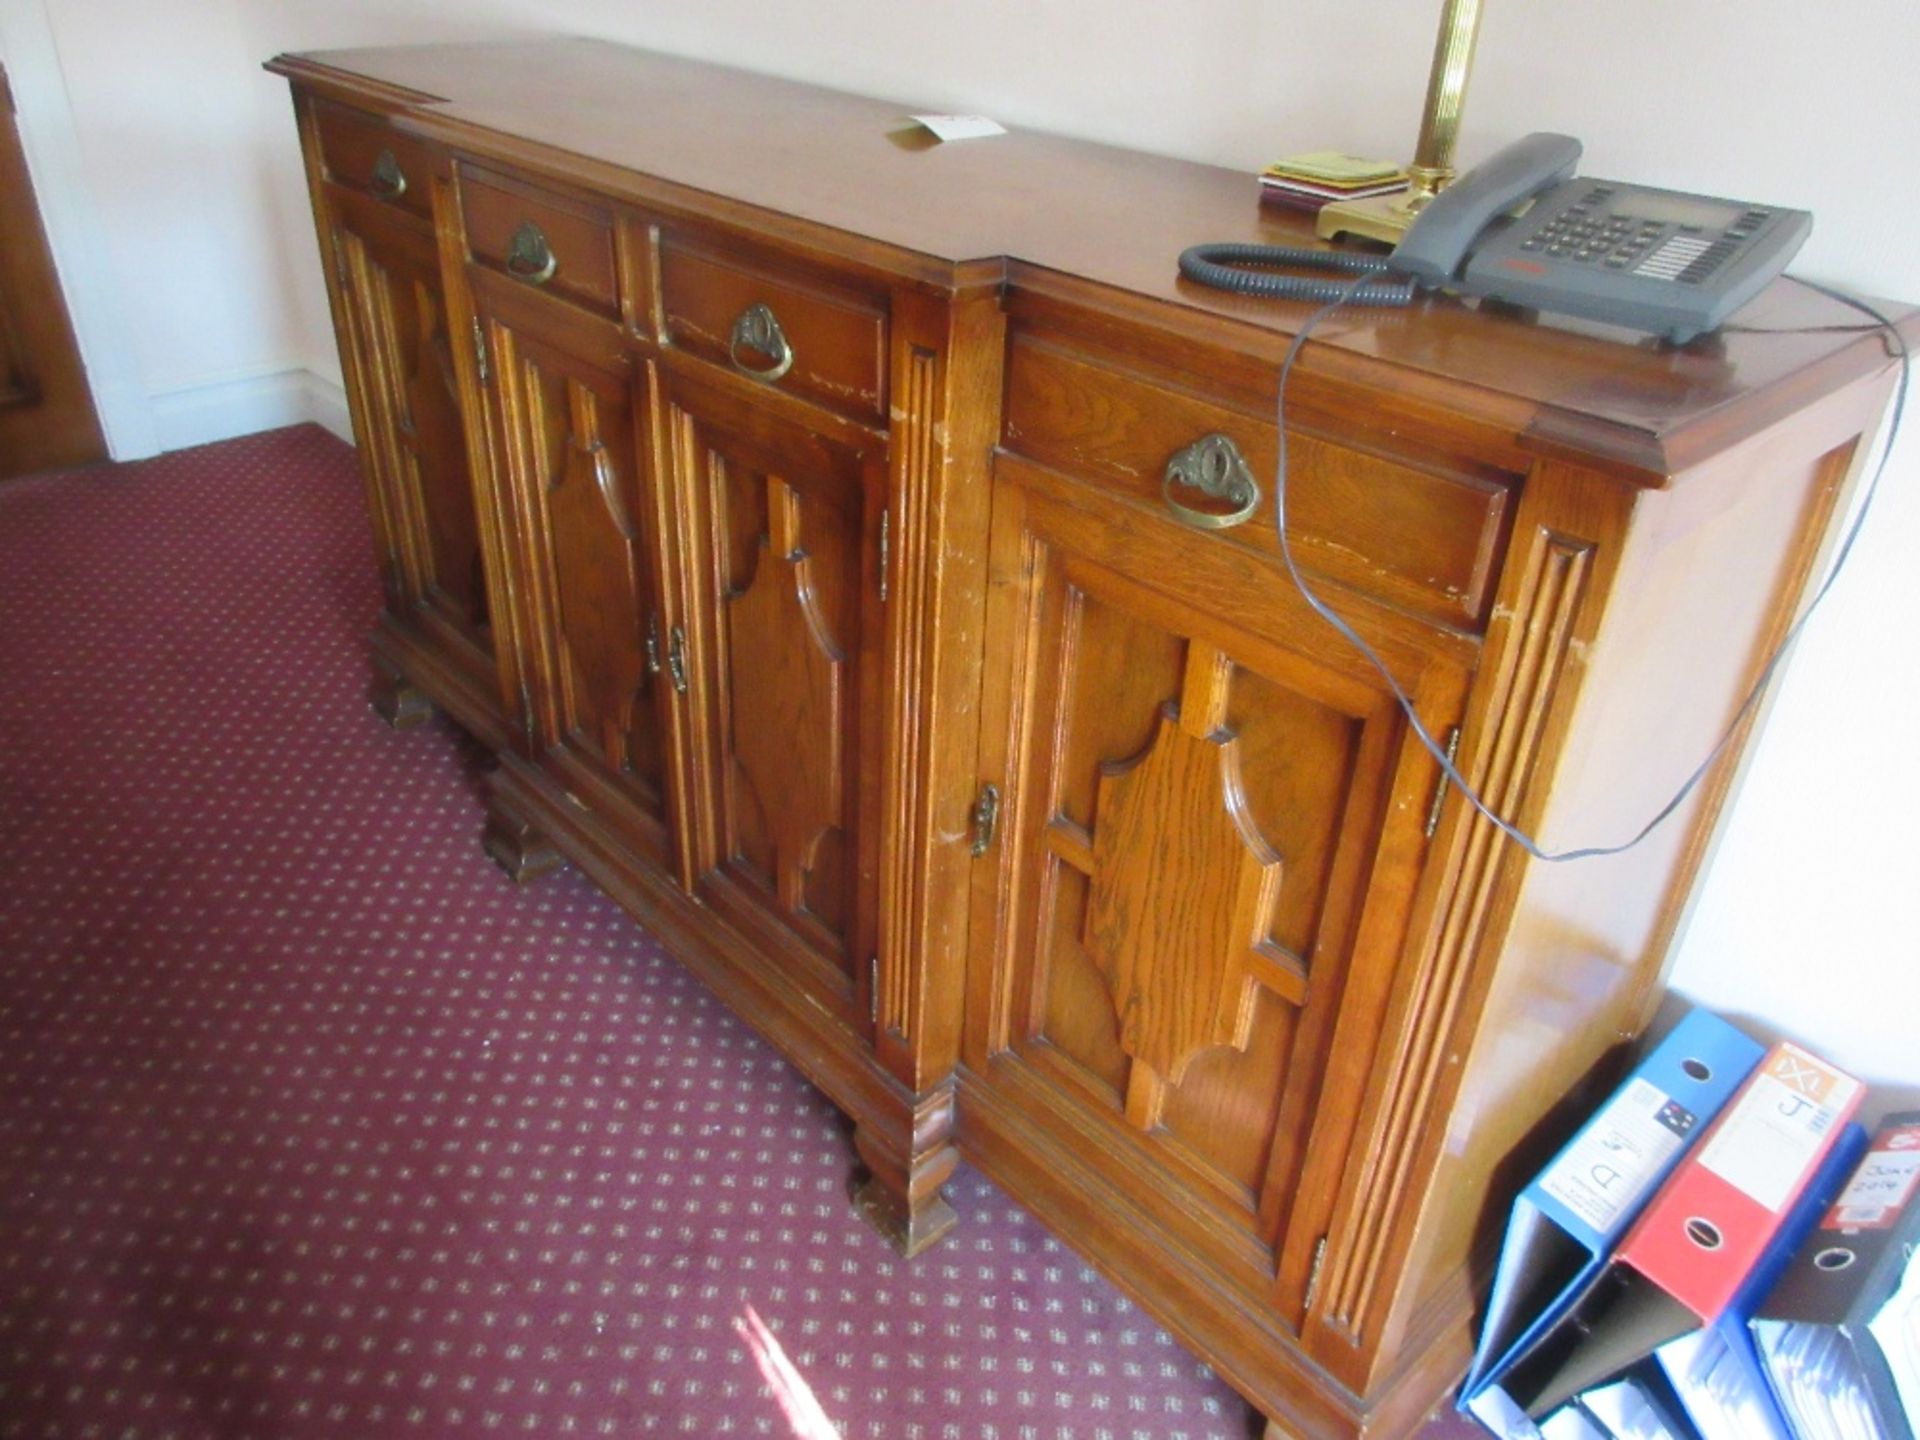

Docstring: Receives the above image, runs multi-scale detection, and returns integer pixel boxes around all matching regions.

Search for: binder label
[1697,1046,1861,1213]
[1539,1077,1695,1231]
[1824,1123,1920,1230]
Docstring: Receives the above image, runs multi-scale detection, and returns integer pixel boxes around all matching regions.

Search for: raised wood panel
[479,302,675,862]
[726,474,848,918]
[669,374,884,993]
[971,453,1470,1304]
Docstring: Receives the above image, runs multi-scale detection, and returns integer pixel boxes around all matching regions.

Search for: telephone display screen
[1614,193,1743,229]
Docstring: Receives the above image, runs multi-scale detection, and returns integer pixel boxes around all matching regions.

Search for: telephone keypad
[1524,200,1773,284]
[1447,158,1811,344]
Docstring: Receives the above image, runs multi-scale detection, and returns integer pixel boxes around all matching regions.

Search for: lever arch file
[1461,1009,1764,1433]
[1751,1111,1920,1440]
[1500,1040,1863,1420]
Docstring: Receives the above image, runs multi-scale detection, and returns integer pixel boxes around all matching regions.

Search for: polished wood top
[269,38,1913,477]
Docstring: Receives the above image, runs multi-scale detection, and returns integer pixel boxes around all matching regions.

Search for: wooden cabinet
[272,39,1913,1440]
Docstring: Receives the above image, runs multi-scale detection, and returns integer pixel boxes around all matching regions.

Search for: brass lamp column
[1318,0,1486,244]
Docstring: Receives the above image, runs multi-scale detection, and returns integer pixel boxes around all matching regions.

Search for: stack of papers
[1259,151,1409,213]
[1872,1245,1920,1433]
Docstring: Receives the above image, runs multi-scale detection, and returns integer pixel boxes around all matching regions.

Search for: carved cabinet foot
[482,783,566,885]
[850,1099,961,1259]
[369,660,433,729]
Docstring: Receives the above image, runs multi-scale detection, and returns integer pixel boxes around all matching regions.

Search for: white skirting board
[148,367,354,452]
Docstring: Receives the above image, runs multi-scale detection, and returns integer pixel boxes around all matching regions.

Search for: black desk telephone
[1181,133,1811,343]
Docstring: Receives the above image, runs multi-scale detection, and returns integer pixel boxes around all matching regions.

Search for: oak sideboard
[269,39,1910,1439]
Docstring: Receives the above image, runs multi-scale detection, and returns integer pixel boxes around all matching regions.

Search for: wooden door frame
[0,0,158,459]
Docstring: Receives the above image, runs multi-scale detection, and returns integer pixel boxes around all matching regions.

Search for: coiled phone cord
[1253,273,1909,863]
[1177,242,1418,306]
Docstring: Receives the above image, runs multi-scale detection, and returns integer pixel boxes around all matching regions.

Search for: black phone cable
[1261,275,1908,862]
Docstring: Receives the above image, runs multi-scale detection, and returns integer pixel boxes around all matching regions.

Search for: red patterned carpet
[0,426,1481,1440]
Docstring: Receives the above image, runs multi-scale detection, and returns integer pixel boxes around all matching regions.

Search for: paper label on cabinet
[1697,1045,1860,1213]
[907,114,1007,142]
[1539,1076,1695,1232]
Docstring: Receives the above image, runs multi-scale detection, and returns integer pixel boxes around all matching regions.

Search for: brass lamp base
[1315,164,1455,244]
[1315,191,1420,245]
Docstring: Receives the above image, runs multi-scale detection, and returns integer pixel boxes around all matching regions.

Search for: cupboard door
[967,452,1470,1320]
[477,299,680,872]
[666,374,886,1008]
[333,201,492,665]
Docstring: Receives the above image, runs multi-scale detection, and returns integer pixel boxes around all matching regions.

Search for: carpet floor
[0,426,1480,1440]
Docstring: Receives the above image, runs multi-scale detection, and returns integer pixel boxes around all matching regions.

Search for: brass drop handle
[1161,432,1260,531]
[505,220,558,285]
[370,149,407,198]
[727,302,794,382]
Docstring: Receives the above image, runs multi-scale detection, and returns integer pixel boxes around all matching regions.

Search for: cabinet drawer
[313,100,435,223]
[459,163,621,320]
[1003,331,1516,629]
[660,237,887,425]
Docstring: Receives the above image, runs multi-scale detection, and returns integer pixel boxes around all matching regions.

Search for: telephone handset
[1178,132,1812,343]
[1390,132,1583,283]
[1392,132,1811,342]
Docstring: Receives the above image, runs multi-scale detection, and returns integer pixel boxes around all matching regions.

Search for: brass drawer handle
[728,303,794,383]
[1161,432,1260,531]
[370,149,407,198]
[505,221,558,285]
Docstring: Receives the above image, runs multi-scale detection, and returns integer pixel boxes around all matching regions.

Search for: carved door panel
[666,374,885,1009]
[333,206,492,664]
[475,300,680,872]
[966,455,1470,1324]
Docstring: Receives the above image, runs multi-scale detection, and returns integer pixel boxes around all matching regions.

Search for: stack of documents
[1874,1246,1920,1433]
[1258,151,1408,213]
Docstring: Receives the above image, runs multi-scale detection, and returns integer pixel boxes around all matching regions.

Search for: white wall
[12,0,1918,1096]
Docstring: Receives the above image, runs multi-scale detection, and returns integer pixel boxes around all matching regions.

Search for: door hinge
[644,613,663,675]
[667,624,689,695]
[869,956,881,1026]
[1424,727,1462,840]
[878,507,890,604]
[517,676,535,737]
[471,315,490,385]
[1304,1235,1329,1312]
[970,782,1001,857]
